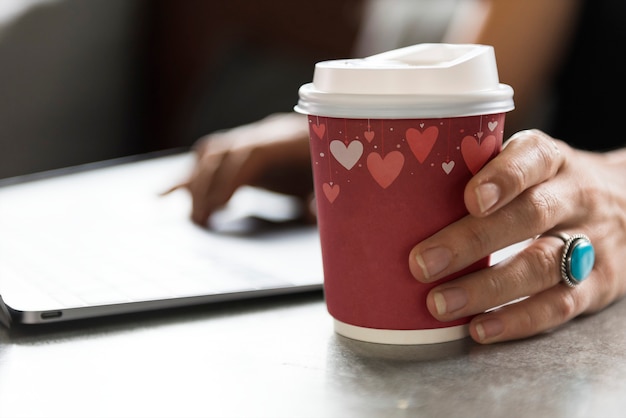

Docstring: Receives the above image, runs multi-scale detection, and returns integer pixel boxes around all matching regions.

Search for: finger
[424,236,564,321]
[465,129,565,217]
[189,147,264,226]
[468,278,593,344]
[409,175,579,283]
[204,147,260,206]
[192,134,216,157]
[159,181,188,196]
[187,152,227,225]
[409,145,591,284]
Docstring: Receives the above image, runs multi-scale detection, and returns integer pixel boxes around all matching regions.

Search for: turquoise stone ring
[554,233,595,287]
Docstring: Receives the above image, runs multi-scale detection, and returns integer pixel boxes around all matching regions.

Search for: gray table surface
[0,289,625,418]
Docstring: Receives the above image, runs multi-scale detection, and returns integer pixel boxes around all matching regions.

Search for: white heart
[488,121,498,131]
[442,160,455,174]
[330,140,363,170]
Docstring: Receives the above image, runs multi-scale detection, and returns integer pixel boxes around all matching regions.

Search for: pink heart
[322,183,340,203]
[364,131,375,142]
[461,135,496,175]
[311,123,326,139]
[442,160,455,175]
[406,126,438,163]
[330,140,363,170]
[367,151,404,189]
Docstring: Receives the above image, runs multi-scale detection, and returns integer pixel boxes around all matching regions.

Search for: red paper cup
[296,44,514,344]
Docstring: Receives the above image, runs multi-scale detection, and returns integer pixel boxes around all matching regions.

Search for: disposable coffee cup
[295,43,514,344]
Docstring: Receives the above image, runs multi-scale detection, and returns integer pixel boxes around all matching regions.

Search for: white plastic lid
[295,43,514,118]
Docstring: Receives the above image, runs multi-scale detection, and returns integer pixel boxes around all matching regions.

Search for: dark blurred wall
[0,0,149,178]
[143,0,364,150]
[0,0,362,178]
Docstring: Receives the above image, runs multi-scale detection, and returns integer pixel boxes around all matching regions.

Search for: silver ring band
[551,232,595,287]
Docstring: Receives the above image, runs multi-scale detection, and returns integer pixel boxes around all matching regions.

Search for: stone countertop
[0,290,624,418]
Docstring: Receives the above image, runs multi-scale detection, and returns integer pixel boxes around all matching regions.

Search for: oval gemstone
[570,239,595,282]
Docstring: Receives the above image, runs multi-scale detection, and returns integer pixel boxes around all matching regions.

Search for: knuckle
[521,187,561,231]
[504,156,528,195]
[506,130,563,186]
[463,222,492,256]
[579,181,605,217]
[553,290,578,321]
[585,262,621,312]
[483,273,507,300]
[518,309,536,333]
[533,137,560,173]
[524,241,561,287]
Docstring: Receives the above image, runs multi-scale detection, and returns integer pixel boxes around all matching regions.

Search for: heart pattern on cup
[367,151,405,189]
[312,123,326,139]
[309,115,505,204]
[442,160,455,175]
[330,140,363,170]
[461,135,496,174]
[323,182,340,203]
[406,126,438,163]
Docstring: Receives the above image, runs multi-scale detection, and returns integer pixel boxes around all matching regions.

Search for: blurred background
[0,0,461,178]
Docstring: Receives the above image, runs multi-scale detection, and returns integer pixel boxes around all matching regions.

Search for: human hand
[408,129,626,344]
[164,113,314,226]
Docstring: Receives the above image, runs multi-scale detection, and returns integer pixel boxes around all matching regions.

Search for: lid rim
[294,103,515,119]
[295,83,514,119]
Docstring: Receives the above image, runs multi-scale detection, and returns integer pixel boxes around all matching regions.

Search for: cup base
[334,319,470,345]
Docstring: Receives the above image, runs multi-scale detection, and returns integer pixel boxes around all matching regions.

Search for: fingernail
[415,247,452,280]
[475,182,500,214]
[432,287,468,315]
[475,318,504,342]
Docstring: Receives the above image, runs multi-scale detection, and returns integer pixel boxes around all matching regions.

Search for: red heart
[311,123,326,139]
[461,135,496,174]
[406,126,438,163]
[364,131,375,142]
[366,151,405,189]
[322,182,340,203]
